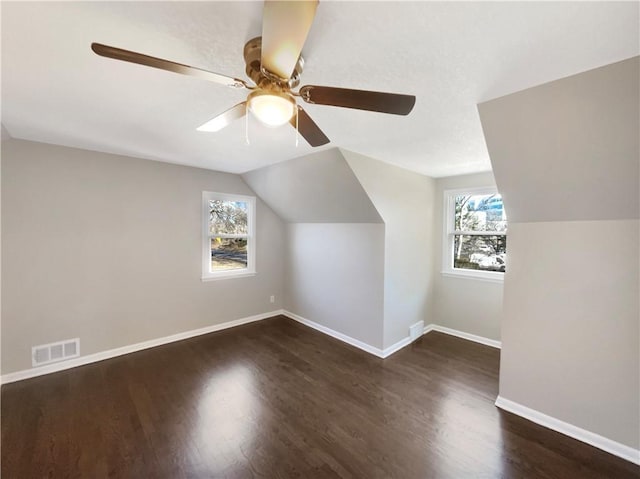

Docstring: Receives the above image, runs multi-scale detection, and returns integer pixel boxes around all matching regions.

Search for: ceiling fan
[91,0,416,147]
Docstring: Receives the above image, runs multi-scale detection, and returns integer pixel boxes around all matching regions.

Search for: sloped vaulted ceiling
[242,148,382,223]
[478,57,639,223]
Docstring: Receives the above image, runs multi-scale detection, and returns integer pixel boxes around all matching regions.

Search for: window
[443,187,507,281]
[202,192,256,281]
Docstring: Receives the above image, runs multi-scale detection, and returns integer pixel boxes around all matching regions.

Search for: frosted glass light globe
[247,90,295,127]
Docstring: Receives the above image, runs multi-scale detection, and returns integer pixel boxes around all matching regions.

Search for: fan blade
[261,0,318,80]
[290,106,330,147]
[197,102,247,132]
[299,85,416,115]
[91,43,248,89]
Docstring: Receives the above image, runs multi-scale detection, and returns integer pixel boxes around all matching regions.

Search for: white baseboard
[381,336,414,358]
[282,310,386,358]
[2,313,502,385]
[495,395,640,465]
[282,311,421,359]
[282,312,502,359]
[1,310,283,385]
[424,324,501,349]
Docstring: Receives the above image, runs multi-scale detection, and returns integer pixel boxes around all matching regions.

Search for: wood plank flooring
[2,315,639,478]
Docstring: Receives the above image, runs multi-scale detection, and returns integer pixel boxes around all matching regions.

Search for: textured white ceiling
[2,1,638,177]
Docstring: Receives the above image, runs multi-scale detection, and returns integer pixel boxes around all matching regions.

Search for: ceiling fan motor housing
[243,36,304,89]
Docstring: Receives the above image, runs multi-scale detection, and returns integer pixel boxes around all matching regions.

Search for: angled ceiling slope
[242,148,382,223]
[479,56,639,224]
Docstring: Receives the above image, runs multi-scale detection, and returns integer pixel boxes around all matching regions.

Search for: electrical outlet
[270,295,275,303]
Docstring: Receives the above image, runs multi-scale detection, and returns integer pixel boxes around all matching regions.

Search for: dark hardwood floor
[2,315,639,478]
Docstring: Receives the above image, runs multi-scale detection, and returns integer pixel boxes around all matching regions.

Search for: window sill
[441,270,504,284]
[202,271,256,282]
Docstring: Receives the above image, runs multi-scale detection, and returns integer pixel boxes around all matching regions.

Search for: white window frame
[202,191,256,281]
[442,186,506,283]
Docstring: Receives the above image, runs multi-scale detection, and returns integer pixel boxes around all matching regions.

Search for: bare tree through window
[209,200,249,271]
[453,194,507,272]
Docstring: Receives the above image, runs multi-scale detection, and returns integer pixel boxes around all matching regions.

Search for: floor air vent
[32,338,80,367]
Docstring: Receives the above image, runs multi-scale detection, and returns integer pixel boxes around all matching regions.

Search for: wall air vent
[32,338,80,367]
[409,321,425,341]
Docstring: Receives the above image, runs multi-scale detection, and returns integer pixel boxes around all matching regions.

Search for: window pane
[455,194,506,232]
[211,238,247,271]
[453,234,506,272]
[209,200,248,235]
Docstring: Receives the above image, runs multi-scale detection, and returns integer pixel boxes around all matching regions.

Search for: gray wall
[479,57,639,449]
[245,148,437,350]
[284,223,385,349]
[1,124,10,141]
[0,142,3,376]
[502,220,638,447]
[1,139,285,374]
[244,150,387,348]
[431,172,503,341]
[342,150,436,348]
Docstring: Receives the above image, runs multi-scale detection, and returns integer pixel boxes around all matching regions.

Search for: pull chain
[245,105,250,145]
[295,106,299,147]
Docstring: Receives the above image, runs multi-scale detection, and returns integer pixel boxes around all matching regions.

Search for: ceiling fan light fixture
[247,90,295,127]
[92,0,415,148]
